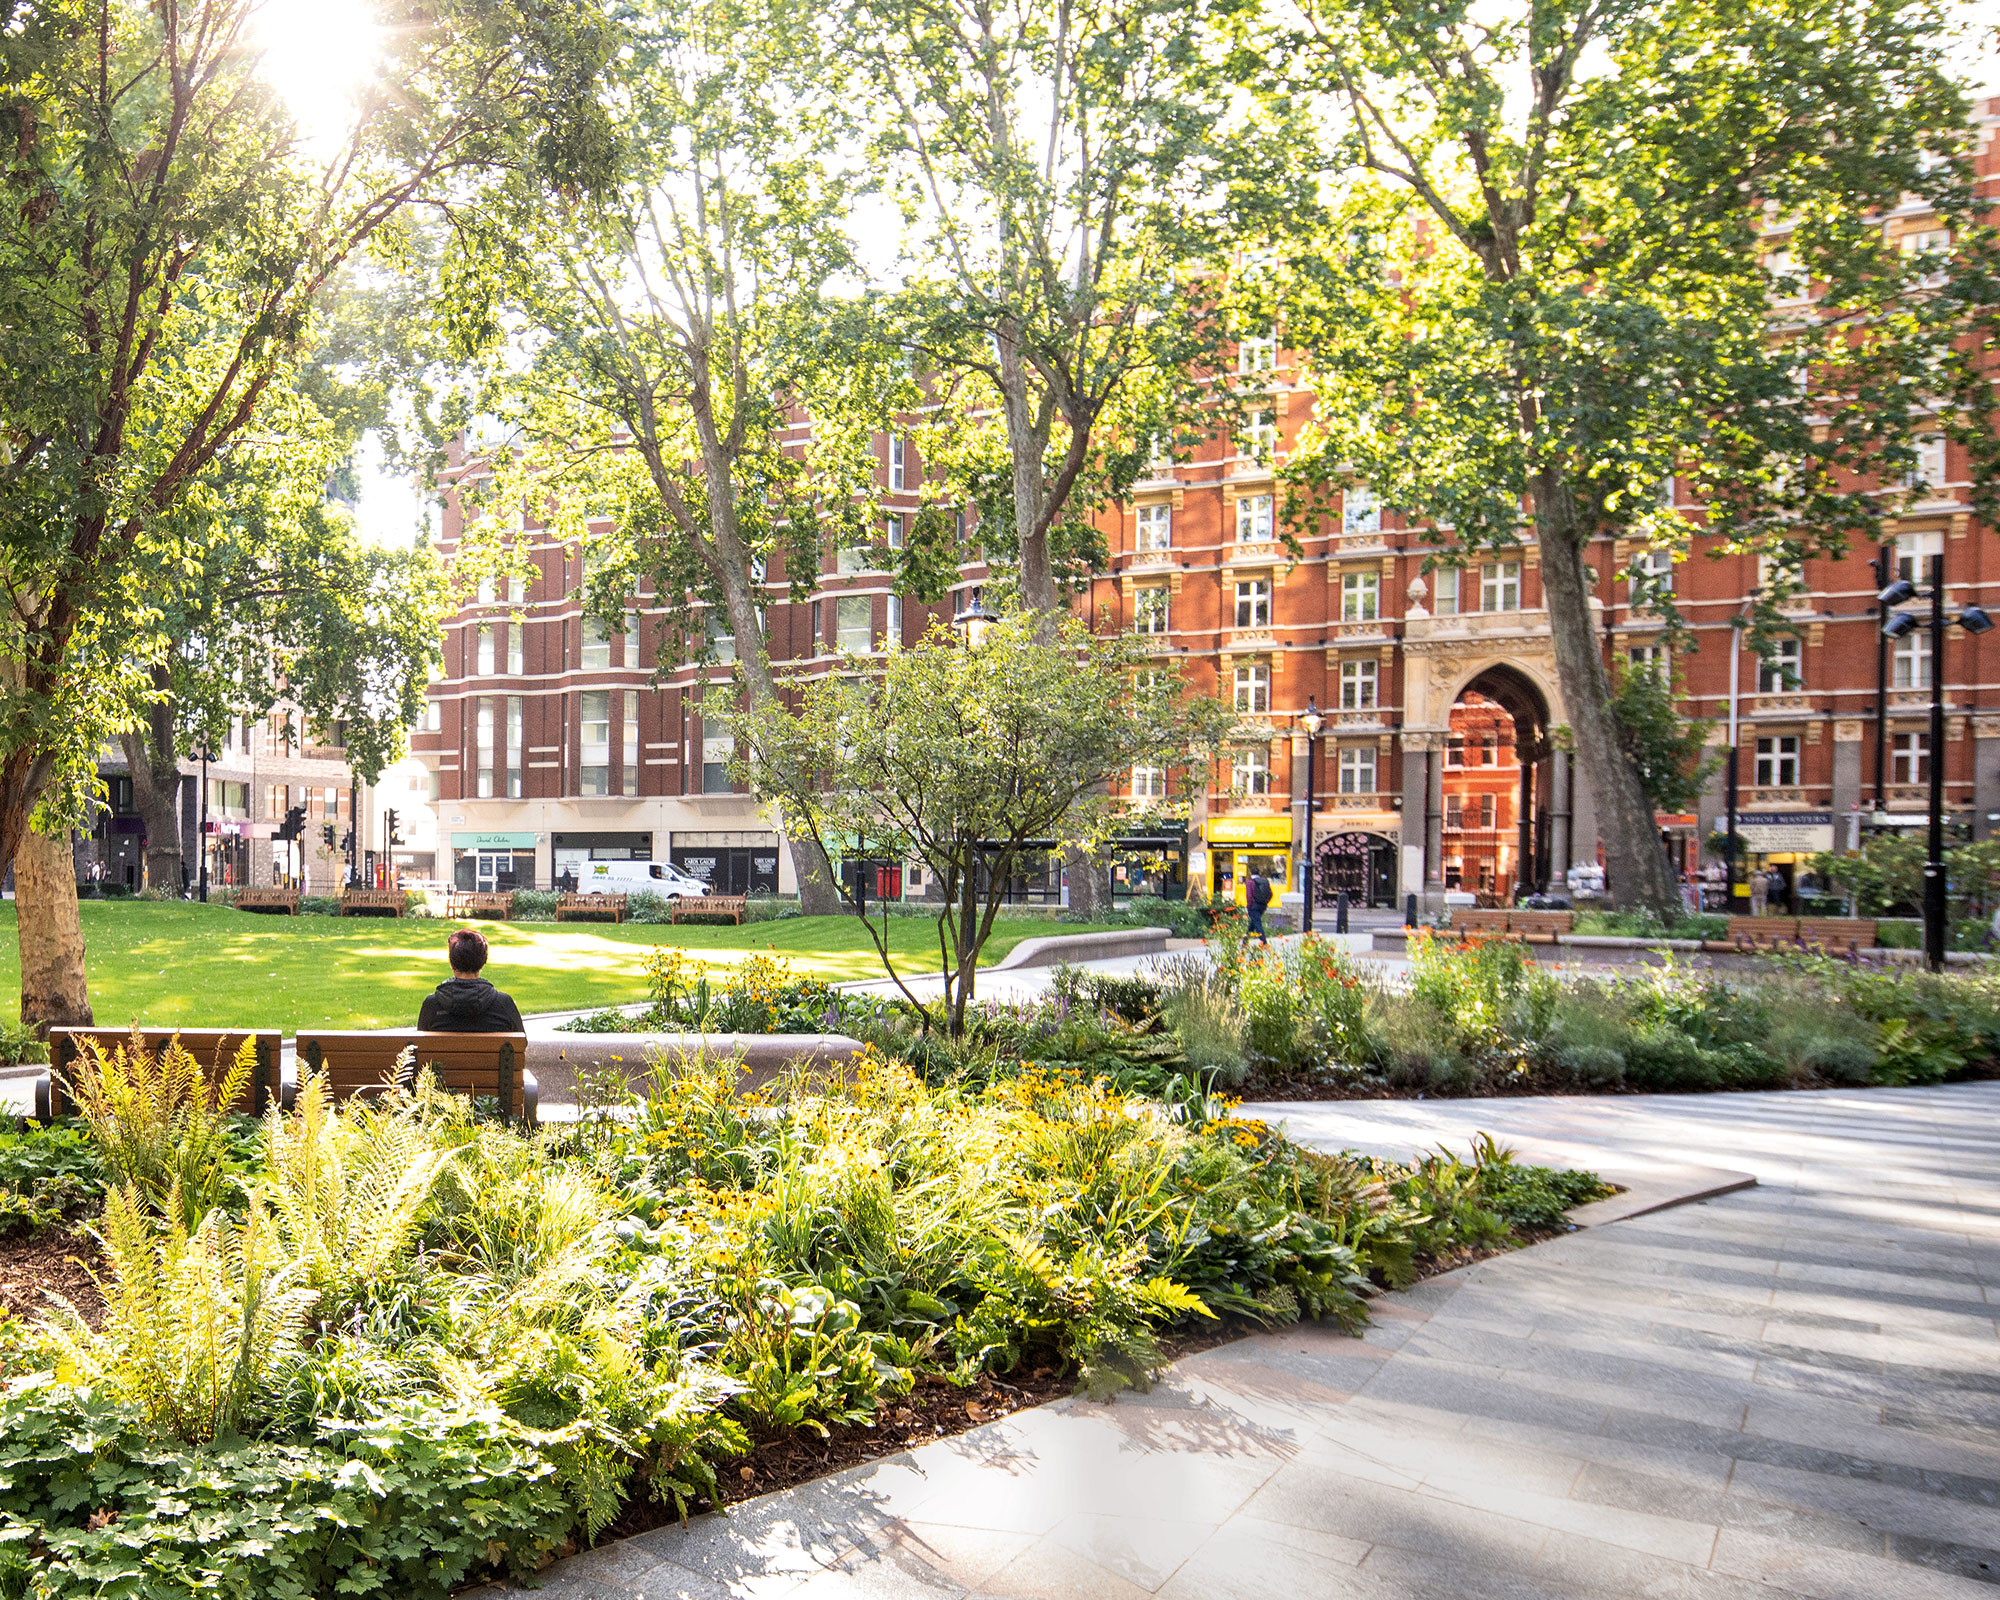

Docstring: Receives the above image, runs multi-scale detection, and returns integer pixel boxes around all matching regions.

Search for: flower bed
[0,1034,1607,1598]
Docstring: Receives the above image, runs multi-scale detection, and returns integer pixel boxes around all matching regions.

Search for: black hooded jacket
[418,975,525,1034]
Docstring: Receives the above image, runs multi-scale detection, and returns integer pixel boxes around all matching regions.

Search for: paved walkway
[471,1082,2000,1600]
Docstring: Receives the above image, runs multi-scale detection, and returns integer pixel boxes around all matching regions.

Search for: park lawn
[0,902,1114,1032]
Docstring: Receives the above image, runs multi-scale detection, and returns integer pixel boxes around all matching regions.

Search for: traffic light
[340,829,354,854]
[276,805,306,842]
[385,808,403,846]
[321,824,336,851]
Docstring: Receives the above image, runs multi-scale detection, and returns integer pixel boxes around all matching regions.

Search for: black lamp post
[1296,698,1324,933]
[1881,553,1991,971]
[197,746,212,903]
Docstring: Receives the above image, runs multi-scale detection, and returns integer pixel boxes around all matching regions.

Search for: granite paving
[469,1082,2000,1599]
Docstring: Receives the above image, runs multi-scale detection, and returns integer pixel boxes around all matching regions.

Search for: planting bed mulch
[0,1226,102,1327]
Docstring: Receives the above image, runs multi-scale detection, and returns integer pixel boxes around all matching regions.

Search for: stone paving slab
[468,1083,2000,1600]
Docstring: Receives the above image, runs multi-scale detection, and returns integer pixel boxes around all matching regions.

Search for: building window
[1338,745,1376,794]
[1764,248,1806,302]
[1341,570,1379,623]
[1340,658,1378,710]
[1892,730,1929,786]
[837,540,872,574]
[475,625,495,676]
[1629,547,1673,598]
[506,624,523,676]
[1132,764,1166,800]
[1896,529,1941,585]
[890,435,907,491]
[623,612,640,668]
[507,573,525,606]
[1907,437,1948,499]
[1231,744,1271,796]
[1432,567,1459,615]
[1900,227,1951,287]
[475,700,495,798]
[885,513,905,552]
[1134,585,1170,635]
[1235,578,1272,629]
[702,733,734,794]
[1893,628,1932,690]
[425,698,442,733]
[1236,493,1274,542]
[580,691,611,795]
[1445,793,1463,826]
[709,615,735,663]
[1759,637,1802,694]
[1244,407,1276,459]
[1628,644,1667,676]
[1237,328,1276,373]
[885,594,904,649]
[1234,663,1270,714]
[581,617,611,670]
[1754,734,1799,788]
[1476,793,1496,828]
[506,697,523,799]
[1481,561,1521,612]
[1342,484,1379,539]
[621,690,638,797]
[1136,502,1172,551]
[836,596,873,653]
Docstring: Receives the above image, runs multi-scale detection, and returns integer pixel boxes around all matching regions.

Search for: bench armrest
[521,1069,539,1128]
[30,1068,52,1125]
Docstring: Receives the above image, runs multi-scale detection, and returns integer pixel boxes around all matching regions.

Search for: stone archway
[1441,667,1554,901]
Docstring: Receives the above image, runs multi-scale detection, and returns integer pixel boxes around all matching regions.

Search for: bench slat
[291,1030,534,1125]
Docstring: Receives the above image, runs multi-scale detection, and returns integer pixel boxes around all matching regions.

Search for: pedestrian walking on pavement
[1246,871,1272,945]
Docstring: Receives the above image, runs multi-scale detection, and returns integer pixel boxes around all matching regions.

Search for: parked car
[577,859,711,900]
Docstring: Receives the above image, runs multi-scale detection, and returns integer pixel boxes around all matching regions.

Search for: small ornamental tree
[1607,662,1719,819]
[717,617,1231,1035]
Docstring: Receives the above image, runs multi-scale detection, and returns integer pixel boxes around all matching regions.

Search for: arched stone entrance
[1440,667,1555,902]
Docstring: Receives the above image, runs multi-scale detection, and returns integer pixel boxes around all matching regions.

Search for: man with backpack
[1246,871,1273,945]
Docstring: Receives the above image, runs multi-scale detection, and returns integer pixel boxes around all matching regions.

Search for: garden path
[468,1081,2000,1600]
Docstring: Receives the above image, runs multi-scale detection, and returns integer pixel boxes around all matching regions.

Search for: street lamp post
[197,747,211,904]
[1296,699,1323,935]
[951,595,999,649]
[1880,552,1991,971]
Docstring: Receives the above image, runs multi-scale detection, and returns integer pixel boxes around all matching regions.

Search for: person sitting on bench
[418,927,526,1033]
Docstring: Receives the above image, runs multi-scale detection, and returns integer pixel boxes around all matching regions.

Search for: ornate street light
[952,596,999,649]
[1297,697,1324,934]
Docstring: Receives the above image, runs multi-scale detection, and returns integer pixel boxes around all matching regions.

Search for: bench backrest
[1453,909,1512,932]
[1729,915,1799,939]
[342,889,403,906]
[238,888,297,905]
[1508,911,1573,934]
[294,1030,530,1121]
[1797,917,1876,945]
[47,1027,281,1116]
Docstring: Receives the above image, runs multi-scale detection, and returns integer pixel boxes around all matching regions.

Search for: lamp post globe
[952,597,999,649]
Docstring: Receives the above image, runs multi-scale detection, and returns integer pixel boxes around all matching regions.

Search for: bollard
[1336,889,1350,934]
[1405,892,1418,928]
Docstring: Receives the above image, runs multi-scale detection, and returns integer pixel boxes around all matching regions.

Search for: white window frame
[1233,663,1271,714]
[1235,577,1272,629]
[1341,570,1379,623]
[1481,561,1521,612]
[1236,492,1274,542]
[1237,328,1277,373]
[1338,745,1376,795]
[1758,637,1803,694]
[1134,586,1170,636]
[1892,629,1932,690]
[1896,529,1942,584]
[1342,484,1380,539]
[1231,744,1271,796]
[1136,502,1172,551]
[1432,567,1460,616]
[1244,407,1276,459]
[580,616,611,670]
[889,435,908,491]
[1908,437,1948,500]
[1131,763,1166,801]
[1629,547,1674,597]
[836,595,873,654]
[1754,734,1800,789]
[1339,658,1377,711]
[579,690,611,796]
[475,625,495,676]
[1627,644,1667,676]
[1892,731,1929,786]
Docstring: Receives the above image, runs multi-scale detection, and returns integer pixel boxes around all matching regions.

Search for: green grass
[0,903,1115,1032]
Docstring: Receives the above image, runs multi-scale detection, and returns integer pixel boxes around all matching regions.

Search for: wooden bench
[447,891,517,920]
[340,887,405,917]
[1728,915,1798,953]
[670,894,747,925]
[1796,917,1876,956]
[1509,911,1574,945]
[287,1030,536,1126]
[555,892,627,923]
[44,1027,282,1118]
[1450,909,1514,936]
[236,888,300,915]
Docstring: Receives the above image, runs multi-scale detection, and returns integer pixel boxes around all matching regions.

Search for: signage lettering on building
[450,831,539,850]
[1735,812,1834,853]
[1204,816,1294,845]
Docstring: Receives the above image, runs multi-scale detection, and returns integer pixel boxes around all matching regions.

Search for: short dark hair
[448,927,489,973]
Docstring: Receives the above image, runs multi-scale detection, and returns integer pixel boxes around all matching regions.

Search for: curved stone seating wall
[526,1032,867,1101]
[991,926,1168,970]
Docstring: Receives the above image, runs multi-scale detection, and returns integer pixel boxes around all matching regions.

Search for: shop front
[1313,830,1398,908]
[454,831,541,892]
[1201,815,1293,905]
[1734,810,1835,910]
[552,830,652,891]
[1108,823,1189,901]
[669,830,781,895]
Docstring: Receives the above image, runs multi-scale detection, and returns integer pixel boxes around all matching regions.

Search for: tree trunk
[1063,843,1113,917]
[119,730,184,893]
[16,827,93,1031]
[1535,478,1682,919]
[994,314,1056,613]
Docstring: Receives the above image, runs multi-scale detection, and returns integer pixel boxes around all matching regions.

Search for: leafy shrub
[298,894,343,916]
[0,1122,102,1236]
[63,1034,255,1228]
[1571,908,1728,941]
[511,888,563,920]
[0,1020,45,1067]
[1158,968,1248,1085]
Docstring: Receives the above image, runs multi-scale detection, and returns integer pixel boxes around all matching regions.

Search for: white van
[577,859,711,900]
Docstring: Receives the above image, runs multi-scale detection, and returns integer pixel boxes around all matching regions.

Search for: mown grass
[0,903,1109,1031]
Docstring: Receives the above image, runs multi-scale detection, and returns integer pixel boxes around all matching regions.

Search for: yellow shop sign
[1204,816,1294,845]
